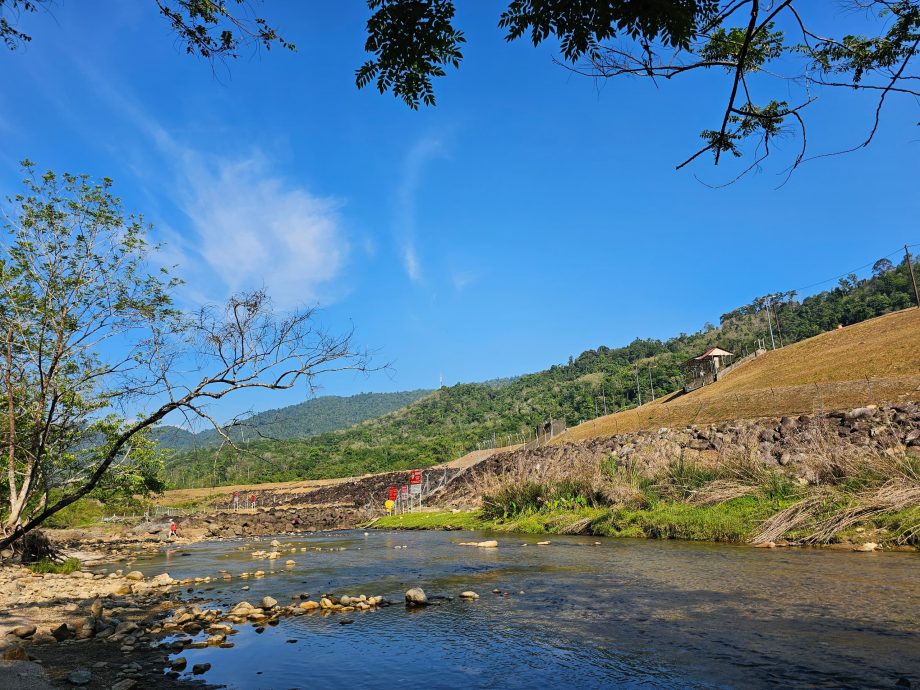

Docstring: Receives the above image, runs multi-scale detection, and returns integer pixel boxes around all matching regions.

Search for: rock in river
[405,588,428,606]
[459,591,479,599]
[261,596,278,609]
[459,540,498,548]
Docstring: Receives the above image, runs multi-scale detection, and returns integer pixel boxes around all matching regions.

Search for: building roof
[693,347,734,361]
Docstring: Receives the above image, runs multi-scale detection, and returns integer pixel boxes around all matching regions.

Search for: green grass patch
[373,510,488,531]
[43,498,108,529]
[28,557,81,574]
[374,496,798,544]
[594,497,790,542]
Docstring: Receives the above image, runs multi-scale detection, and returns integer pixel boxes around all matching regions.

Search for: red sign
[387,487,397,501]
[400,485,409,499]
[409,469,422,485]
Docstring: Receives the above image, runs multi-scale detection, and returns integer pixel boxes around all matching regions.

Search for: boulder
[261,596,278,609]
[405,588,428,606]
[50,624,72,642]
[124,571,144,581]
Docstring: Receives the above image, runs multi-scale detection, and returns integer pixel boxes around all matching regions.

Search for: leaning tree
[0,163,367,552]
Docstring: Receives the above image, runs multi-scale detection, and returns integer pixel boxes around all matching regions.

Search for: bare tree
[0,163,367,552]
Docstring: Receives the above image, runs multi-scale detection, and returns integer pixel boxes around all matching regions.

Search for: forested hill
[164,256,920,487]
[153,390,432,450]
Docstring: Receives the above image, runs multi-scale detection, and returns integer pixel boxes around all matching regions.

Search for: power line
[786,242,919,295]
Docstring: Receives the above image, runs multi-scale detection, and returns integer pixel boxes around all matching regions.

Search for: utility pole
[633,364,642,406]
[906,245,920,309]
[648,365,656,401]
[765,300,776,350]
[772,299,785,347]
[601,382,608,415]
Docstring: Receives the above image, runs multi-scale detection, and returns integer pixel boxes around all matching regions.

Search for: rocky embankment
[434,401,920,506]
[189,504,363,540]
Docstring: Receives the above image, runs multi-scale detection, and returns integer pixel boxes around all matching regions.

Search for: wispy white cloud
[71,64,348,310]
[171,153,346,309]
[403,244,422,282]
[395,136,446,283]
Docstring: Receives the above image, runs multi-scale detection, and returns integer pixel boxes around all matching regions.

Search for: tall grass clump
[28,557,81,574]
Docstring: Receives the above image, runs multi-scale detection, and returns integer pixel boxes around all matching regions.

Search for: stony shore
[0,563,209,689]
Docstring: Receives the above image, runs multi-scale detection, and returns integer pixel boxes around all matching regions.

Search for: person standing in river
[168,519,178,540]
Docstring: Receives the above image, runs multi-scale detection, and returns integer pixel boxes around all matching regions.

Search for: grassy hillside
[559,308,920,442]
[153,390,432,450]
[164,257,920,488]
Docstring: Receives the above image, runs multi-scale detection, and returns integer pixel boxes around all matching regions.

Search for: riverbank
[373,498,920,550]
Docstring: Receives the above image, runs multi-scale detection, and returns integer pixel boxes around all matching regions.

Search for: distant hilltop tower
[439,372,444,388]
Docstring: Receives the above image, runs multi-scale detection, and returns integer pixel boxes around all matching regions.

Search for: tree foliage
[358,0,920,179]
[154,389,432,450]
[4,1,917,178]
[0,0,293,56]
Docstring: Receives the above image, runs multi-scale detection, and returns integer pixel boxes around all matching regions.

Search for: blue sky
[0,1,917,422]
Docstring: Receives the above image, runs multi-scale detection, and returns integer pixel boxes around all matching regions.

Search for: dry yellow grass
[558,308,920,443]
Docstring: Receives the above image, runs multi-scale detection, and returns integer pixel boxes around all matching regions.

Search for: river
[123,530,920,689]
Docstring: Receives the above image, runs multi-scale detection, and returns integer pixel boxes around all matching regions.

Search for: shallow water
[125,531,920,689]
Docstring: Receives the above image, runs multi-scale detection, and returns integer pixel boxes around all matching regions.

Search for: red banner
[409,469,422,485]
[387,487,397,501]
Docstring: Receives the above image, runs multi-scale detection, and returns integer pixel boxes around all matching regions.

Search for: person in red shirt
[169,519,178,540]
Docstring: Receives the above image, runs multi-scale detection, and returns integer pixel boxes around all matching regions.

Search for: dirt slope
[557,307,920,443]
